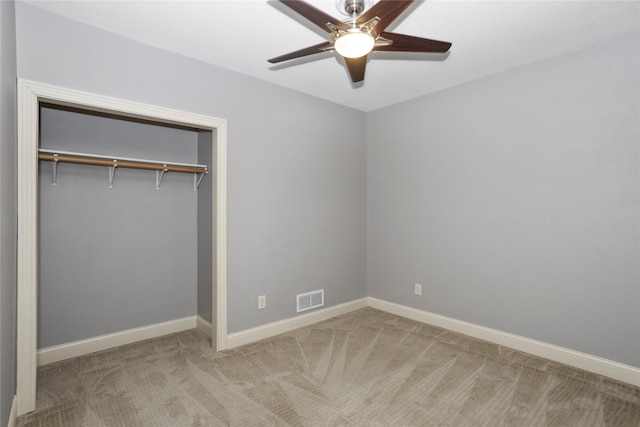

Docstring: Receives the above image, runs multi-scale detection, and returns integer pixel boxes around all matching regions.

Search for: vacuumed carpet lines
[17,308,640,426]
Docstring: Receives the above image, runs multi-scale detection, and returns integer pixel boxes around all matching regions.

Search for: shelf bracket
[51,153,59,186]
[194,172,205,191]
[156,167,168,190]
[108,160,117,188]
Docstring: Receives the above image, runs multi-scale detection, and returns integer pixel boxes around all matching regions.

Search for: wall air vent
[296,289,324,313]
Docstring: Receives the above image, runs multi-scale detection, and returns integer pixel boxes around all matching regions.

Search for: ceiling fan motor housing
[343,0,366,17]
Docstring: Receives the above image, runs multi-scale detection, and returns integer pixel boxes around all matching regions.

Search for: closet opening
[38,103,209,353]
[16,80,228,416]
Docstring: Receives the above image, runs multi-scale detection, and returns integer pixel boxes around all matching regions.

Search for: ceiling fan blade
[279,0,349,32]
[357,0,414,33]
[374,32,451,53]
[344,56,367,82]
[268,42,333,63]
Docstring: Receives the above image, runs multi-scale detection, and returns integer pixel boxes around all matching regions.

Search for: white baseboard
[7,395,16,427]
[196,316,213,338]
[32,298,640,387]
[226,298,368,349]
[367,297,640,387]
[37,316,197,366]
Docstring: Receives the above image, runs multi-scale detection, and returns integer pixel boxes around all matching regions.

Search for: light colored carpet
[17,308,640,426]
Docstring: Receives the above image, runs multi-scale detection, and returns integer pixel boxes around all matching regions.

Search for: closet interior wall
[38,105,206,349]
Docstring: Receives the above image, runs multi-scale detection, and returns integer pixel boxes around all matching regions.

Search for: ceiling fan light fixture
[334,31,375,58]
[269,0,453,84]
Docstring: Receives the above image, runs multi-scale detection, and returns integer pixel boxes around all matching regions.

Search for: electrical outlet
[258,295,266,309]
[414,283,422,296]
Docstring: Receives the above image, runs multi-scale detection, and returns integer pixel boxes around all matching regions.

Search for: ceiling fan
[268,0,452,83]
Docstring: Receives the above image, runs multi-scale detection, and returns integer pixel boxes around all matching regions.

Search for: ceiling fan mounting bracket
[344,0,365,17]
[336,0,372,17]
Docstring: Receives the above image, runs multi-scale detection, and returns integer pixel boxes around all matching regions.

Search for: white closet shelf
[38,148,208,173]
[39,148,208,190]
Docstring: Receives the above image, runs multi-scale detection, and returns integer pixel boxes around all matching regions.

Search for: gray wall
[367,32,640,367]
[17,2,368,334]
[20,1,635,370]
[38,107,198,347]
[0,0,17,423]
[197,131,214,324]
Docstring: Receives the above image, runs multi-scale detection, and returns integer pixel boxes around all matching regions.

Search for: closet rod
[38,149,208,174]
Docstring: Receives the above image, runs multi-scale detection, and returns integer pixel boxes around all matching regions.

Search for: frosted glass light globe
[335,32,375,58]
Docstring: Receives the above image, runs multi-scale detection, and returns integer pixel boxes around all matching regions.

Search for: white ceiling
[22,0,640,112]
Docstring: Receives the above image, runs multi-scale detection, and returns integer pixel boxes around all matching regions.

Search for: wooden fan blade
[268,42,333,63]
[374,32,451,53]
[279,0,348,32]
[357,0,414,33]
[344,56,367,82]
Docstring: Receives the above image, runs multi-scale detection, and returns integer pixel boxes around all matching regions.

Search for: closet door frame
[15,79,228,415]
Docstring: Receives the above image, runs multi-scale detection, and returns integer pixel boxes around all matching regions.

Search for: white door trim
[16,79,228,415]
